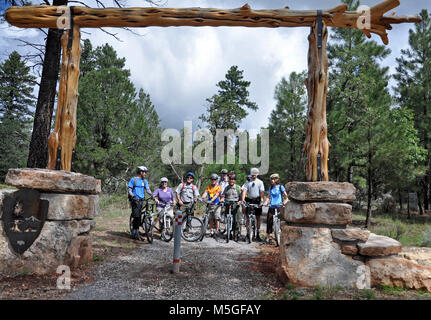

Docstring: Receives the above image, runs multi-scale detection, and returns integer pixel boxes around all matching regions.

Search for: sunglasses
[211,178,217,180]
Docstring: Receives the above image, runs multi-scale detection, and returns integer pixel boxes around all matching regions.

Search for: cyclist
[242,168,265,242]
[263,173,288,244]
[220,173,243,242]
[128,166,153,239]
[201,173,222,237]
[153,177,176,219]
[241,174,252,216]
[218,169,229,193]
[176,171,200,217]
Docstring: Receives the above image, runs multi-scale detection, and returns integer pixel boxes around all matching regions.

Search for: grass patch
[353,210,431,247]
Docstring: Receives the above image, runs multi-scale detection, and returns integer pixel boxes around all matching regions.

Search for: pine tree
[72,41,163,191]
[394,9,431,210]
[0,51,35,180]
[268,72,307,182]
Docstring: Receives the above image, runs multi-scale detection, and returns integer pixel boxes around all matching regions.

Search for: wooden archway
[5,0,421,180]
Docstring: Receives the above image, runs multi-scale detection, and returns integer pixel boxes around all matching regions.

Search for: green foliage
[73,40,163,192]
[394,9,431,207]
[422,226,431,247]
[268,72,307,183]
[0,51,34,181]
[199,65,258,136]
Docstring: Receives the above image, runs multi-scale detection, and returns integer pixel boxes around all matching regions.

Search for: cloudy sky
[1,0,430,133]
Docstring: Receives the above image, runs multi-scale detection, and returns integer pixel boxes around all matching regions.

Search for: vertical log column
[304,18,329,181]
[47,24,81,171]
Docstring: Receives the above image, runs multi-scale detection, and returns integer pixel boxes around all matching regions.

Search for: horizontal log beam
[5,1,422,44]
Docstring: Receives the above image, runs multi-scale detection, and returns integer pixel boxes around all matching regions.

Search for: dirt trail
[65,221,281,300]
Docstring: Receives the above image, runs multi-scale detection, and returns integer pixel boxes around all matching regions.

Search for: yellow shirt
[205,184,222,203]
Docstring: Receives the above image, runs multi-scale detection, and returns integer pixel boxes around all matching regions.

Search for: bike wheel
[181,216,203,242]
[129,214,133,235]
[199,217,208,241]
[252,217,256,241]
[144,215,154,244]
[247,217,253,243]
[226,216,231,243]
[274,217,281,247]
[161,216,174,242]
[219,212,227,235]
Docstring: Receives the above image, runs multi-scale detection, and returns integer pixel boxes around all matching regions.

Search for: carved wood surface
[5,0,421,44]
[47,24,81,171]
[304,21,330,182]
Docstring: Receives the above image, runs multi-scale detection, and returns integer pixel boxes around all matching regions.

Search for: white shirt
[244,178,264,199]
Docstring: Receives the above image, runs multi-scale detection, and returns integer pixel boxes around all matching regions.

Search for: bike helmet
[186,171,195,179]
[228,173,237,180]
[220,169,228,174]
[250,168,259,175]
[137,166,148,174]
[246,174,252,182]
[270,173,280,179]
[160,177,168,183]
[210,173,218,180]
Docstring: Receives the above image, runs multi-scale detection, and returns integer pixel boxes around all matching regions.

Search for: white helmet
[250,168,259,175]
[137,166,148,174]
[160,177,168,183]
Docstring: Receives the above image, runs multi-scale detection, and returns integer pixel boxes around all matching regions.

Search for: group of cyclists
[127,166,289,244]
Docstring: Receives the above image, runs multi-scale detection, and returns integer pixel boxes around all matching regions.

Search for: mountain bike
[244,202,260,244]
[224,201,237,243]
[272,205,283,247]
[263,204,284,246]
[129,198,156,241]
[197,198,224,241]
[180,203,203,242]
[148,203,175,242]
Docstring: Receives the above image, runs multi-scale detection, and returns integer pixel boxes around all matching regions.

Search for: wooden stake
[47,24,81,171]
[304,20,329,182]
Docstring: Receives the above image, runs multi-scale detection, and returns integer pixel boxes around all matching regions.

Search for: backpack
[180,182,195,192]
[225,184,240,197]
[270,184,283,195]
[127,177,145,200]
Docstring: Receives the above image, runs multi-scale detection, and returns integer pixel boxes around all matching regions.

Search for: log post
[47,24,81,171]
[304,19,329,182]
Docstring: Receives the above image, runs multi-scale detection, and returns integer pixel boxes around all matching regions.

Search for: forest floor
[1,194,431,300]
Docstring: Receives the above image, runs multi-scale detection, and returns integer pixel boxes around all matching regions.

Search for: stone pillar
[276,181,431,291]
[278,181,371,289]
[0,168,100,275]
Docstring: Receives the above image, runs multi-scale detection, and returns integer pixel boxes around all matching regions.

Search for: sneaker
[256,234,262,242]
[210,231,215,237]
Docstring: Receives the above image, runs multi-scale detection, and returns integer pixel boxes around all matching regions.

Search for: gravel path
[65,222,279,300]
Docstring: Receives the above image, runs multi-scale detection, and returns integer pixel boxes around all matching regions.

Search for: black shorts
[245,198,262,216]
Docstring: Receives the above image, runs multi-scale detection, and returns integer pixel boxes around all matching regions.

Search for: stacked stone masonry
[278,181,431,292]
[0,169,100,275]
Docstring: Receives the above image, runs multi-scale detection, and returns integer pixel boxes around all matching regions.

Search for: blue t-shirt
[128,177,150,199]
[268,185,285,208]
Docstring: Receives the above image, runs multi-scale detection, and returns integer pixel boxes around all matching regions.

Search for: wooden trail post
[304,17,330,182]
[4,0,421,175]
[47,23,81,171]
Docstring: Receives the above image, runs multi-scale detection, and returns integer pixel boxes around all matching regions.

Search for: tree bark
[47,24,81,171]
[27,0,67,169]
[304,20,329,182]
[418,191,424,215]
[5,1,422,44]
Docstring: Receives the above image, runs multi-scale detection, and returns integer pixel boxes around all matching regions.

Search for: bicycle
[147,203,175,242]
[243,202,260,244]
[197,198,224,241]
[224,201,239,243]
[129,198,156,242]
[263,204,284,246]
[180,203,203,242]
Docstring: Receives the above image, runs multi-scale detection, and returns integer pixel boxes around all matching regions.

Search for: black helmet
[220,169,228,174]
